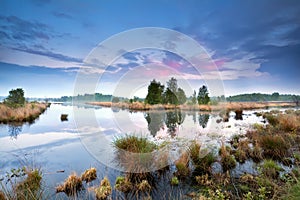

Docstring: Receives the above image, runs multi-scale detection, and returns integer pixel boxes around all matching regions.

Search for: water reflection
[8,123,23,139]
[198,114,209,128]
[145,112,164,136]
[144,110,185,137]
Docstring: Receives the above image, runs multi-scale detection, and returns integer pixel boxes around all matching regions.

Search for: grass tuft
[81,167,97,183]
[95,177,112,200]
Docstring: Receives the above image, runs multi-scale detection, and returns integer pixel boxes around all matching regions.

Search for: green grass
[282,181,300,200]
[113,134,157,153]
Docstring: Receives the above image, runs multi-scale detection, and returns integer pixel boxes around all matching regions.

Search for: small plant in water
[115,176,133,193]
[137,180,151,192]
[170,176,179,186]
[56,173,83,196]
[95,177,112,200]
[81,167,97,183]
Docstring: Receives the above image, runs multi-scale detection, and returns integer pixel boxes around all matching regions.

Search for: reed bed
[0,102,49,123]
[88,101,296,112]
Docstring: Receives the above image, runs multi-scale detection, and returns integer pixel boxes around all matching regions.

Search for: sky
[0,0,300,98]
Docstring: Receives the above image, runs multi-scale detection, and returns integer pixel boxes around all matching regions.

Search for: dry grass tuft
[81,167,97,183]
[95,177,112,200]
[56,173,83,196]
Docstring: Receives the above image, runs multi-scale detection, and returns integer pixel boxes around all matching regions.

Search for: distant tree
[145,79,164,105]
[197,85,210,105]
[272,92,280,101]
[177,88,187,104]
[191,90,197,104]
[112,97,120,103]
[292,95,300,106]
[4,88,26,107]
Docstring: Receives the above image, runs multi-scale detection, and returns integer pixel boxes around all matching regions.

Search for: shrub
[234,149,247,163]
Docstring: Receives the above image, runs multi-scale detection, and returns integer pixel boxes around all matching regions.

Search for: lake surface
[0,103,293,198]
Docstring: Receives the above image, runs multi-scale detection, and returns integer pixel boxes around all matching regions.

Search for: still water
[0,103,271,198]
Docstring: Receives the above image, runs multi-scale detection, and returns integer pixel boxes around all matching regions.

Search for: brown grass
[81,167,97,183]
[56,173,83,196]
[95,177,112,200]
[0,102,49,123]
[88,101,296,112]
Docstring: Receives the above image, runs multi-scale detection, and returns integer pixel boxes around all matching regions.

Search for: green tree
[145,79,164,105]
[272,92,279,101]
[4,88,26,107]
[163,77,179,105]
[177,88,187,104]
[191,90,197,104]
[197,85,210,105]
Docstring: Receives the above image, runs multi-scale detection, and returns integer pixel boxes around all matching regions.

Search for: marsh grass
[0,167,43,200]
[95,177,112,200]
[113,135,157,153]
[81,167,97,183]
[115,176,133,193]
[259,134,290,160]
[56,173,83,196]
[0,102,49,123]
[260,160,282,179]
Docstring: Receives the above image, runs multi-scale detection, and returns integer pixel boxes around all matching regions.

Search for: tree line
[145,77,210,105]
[227,92,300,103]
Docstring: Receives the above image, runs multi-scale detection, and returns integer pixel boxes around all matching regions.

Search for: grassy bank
[88,101,297,111]
[0,102,50,124]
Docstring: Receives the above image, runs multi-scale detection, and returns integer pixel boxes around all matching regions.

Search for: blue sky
[0,0,300,98]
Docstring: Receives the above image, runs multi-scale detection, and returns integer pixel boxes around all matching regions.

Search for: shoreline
[87,101,297,111]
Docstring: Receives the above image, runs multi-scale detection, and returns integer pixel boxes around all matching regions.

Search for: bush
[4,88,26,108]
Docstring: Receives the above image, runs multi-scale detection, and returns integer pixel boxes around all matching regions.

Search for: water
[0,103,290,198]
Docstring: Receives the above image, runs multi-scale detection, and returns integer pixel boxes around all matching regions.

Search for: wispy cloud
[12,46,82,63]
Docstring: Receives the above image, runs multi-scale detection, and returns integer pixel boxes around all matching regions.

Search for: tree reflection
[198,114,209,128]
[165,110,185,137]
[8,124,23,139]
[145,112,165,137]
